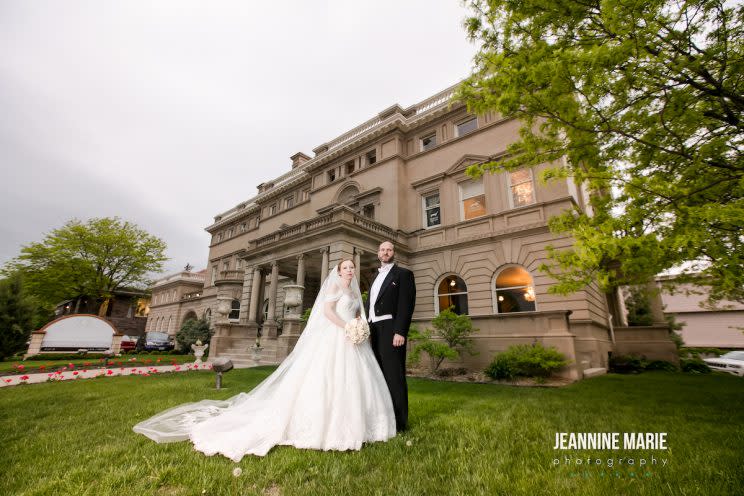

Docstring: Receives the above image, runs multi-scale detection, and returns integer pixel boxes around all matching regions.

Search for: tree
[408,308,478,374]
[458,0,744,303]
[2,217,168,313]
[0,273,51,359]
[175,318,213,354]
[624,286,654,326]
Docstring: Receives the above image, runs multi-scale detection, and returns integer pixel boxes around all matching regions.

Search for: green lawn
[0,354,196,375]
[1,368,742,496]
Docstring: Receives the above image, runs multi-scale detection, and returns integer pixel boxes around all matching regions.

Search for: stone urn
[250,339,263,366]
[191,340,209,364]
[282,284,304,317]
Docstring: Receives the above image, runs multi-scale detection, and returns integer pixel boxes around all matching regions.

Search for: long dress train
[132,270,396,461]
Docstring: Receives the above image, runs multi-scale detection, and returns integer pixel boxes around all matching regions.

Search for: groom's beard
[378,255,395,265]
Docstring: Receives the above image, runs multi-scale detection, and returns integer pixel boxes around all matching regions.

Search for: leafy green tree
[0,273,51,359]
[175,318,213,354]
[624,286,654,326]
[408,308,478,374]
[2,217,167,313]
[458,0,744,303]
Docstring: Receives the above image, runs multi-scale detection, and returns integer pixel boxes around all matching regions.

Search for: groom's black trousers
[369,319,408,431]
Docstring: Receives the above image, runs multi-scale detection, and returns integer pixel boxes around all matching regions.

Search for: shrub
[680,357,712,374]
[484,354,515,380]
[645,360,679,372]
[609,354,648,374]
[175,318,212,353]
[485,342,570,380]
[407,309,478,374]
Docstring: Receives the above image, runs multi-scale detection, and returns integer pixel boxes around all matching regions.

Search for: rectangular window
[366,149,376,166]
[222,260,230,271]
[327,169,336,183]
[460,179,486,220]
[216,233,222,242]
[236,259,243,270]
[211,266,217,286]
[509,169,536,207]
[420,132,437,152]
[423,192,441,228]
[226,228,233,238]
[345,160,355,175]
[239,222,246,232]
[269,204,277,216]
[285,196,294,209]
[455,116,477,137]
[363,204,375,219]
[302,189,310,201]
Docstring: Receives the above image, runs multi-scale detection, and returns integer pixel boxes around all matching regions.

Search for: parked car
[703,351,744,377]
[119,335,137,352]
[143,331,175,351]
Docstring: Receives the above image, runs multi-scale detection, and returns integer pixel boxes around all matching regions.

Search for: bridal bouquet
[344,317,370,345]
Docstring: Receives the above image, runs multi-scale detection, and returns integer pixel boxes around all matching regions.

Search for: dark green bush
[485,354,515,380]
[680,357,712,374]
[485,342,569,379]
[645,360,679,372]
[609,354,649,373]
[175,318,212,353]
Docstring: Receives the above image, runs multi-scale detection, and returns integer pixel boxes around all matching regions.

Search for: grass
[1,368,742,496]
[0,354,196,375]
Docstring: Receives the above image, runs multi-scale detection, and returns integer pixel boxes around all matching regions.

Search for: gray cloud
[0,0,477,275]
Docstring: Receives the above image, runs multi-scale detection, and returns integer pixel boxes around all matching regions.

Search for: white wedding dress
[132,270,396,461]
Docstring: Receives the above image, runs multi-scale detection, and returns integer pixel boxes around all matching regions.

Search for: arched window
[167,316,173,333]
[437,275,468,315]
[494,266,536,313]
[204,308,211,323]
[229,299,240,321]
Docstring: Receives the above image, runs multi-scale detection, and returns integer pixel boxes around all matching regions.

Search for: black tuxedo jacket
[364,264,416,337]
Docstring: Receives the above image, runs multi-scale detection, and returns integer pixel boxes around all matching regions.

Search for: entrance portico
[209,205,407,365]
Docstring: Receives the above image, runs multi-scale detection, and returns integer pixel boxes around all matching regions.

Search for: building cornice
[206,81,467,231]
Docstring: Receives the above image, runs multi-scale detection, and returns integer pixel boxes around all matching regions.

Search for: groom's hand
[392,333,405,347]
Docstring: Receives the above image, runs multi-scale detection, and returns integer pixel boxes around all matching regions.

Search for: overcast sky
[0,0,478,277]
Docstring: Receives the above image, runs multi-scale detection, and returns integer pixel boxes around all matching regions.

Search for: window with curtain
[509,169,535,207]
[460,179,486,220]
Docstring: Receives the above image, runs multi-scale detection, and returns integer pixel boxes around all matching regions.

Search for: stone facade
[150,83,677,379]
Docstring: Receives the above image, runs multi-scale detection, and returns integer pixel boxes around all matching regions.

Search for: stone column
[295,254,306,315]
[296,253,306,287]
[320,247,329,278]
[239,264,254,325]
[247,266,263,325]
[354,248,362,281]
[264,261,280,338]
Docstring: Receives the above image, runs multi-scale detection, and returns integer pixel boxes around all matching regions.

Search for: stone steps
[214,342,281,368]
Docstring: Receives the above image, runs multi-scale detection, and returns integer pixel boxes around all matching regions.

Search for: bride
[132,259,397,461]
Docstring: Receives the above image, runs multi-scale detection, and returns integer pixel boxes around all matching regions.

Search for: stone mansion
[146,82,677,380]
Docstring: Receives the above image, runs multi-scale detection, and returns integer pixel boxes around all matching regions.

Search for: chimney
[290,152,311,169]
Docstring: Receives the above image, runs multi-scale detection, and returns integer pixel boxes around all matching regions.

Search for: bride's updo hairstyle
[336,258,355,274]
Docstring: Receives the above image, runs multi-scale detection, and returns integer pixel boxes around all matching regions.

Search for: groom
[365,240,416,432]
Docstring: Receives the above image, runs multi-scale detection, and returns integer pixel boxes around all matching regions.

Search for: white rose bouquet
[344,317,370,344]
